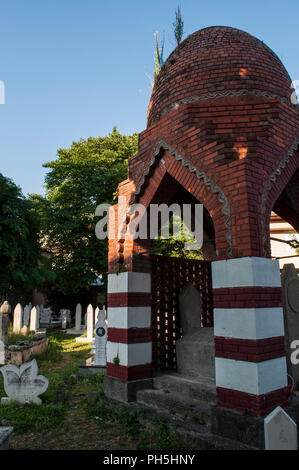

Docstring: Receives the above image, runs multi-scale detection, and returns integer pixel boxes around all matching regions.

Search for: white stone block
[214,307,285,340]
[108,306,151,329]
[215,356,287,395]
[107,341,152,367]
[212,257,281,288]
[108,272,151,293]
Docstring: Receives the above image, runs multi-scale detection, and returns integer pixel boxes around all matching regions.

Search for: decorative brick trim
[148,89,295,127]
[213,286,282,308]
[261,135,299,256]
[130,140,232,258]
[107,362,152,381]
[216,386,290,416]
[214,336,285,362]
[108,327,152,344]
[107,292,152,307]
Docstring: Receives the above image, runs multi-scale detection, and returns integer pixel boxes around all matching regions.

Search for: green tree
[32,128,138,301]
[173,6,184,46]
[151,214,203,260]
[0,173,52,300]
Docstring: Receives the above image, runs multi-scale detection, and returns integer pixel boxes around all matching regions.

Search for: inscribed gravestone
[94,309,107,366]
[0,359,49,405]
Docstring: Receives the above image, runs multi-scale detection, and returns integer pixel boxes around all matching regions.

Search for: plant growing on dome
[153,31,165,85]
[173,6,184,46]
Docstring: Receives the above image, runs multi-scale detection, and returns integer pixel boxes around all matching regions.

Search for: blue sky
[0,0,298,195]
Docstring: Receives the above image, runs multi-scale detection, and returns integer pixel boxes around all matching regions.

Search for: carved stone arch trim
[130,139,233,258]
[261,135,299,256]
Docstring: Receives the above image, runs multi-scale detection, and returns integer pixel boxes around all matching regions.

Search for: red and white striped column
[105,271,152,400]
[212,257,289,416]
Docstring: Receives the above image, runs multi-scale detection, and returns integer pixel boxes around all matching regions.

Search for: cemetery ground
[0,330,190,451]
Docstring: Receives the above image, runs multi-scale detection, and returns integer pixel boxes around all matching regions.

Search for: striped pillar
[212,257,289,416]
[105,271,152,400]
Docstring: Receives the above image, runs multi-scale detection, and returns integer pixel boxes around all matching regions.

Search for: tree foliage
[151,215,203,260]
[31,128,138,298]
[0,173,52,300]
[173,6,184,46]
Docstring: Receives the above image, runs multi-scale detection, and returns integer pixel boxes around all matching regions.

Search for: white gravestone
[23,305,30,327]
[75,303,82,331]
[13,304,23,334]
[0,359,49,405]
[94,310,107,366]
[61,310,68,329]
[86,304,94,341]
[94,307,100,325]
[29,307,39,331]
[264,406,297,450]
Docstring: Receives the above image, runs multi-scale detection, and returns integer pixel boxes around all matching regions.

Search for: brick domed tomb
[104,26,299,416]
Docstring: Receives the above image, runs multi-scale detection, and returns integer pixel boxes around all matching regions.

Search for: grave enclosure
[103,25,299,427]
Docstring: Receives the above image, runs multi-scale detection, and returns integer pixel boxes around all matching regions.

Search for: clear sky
[0,0,298,195]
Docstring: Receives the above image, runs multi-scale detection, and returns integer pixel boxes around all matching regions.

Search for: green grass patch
[8,328,35,346]
[0,402,66,434]
[0,331,92,433]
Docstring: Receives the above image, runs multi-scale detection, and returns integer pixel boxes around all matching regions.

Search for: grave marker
[264,406,297,450]
[13,303,23,334]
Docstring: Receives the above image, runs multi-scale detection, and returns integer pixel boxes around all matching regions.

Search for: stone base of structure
[78,357,106,376]
[103,376,153,403]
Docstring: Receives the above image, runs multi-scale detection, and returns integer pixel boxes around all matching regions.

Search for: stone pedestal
[176,327,215,379]
[103,375,153,402]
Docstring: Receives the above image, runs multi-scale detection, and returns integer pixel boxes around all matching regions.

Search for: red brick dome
[147,26,293,127]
